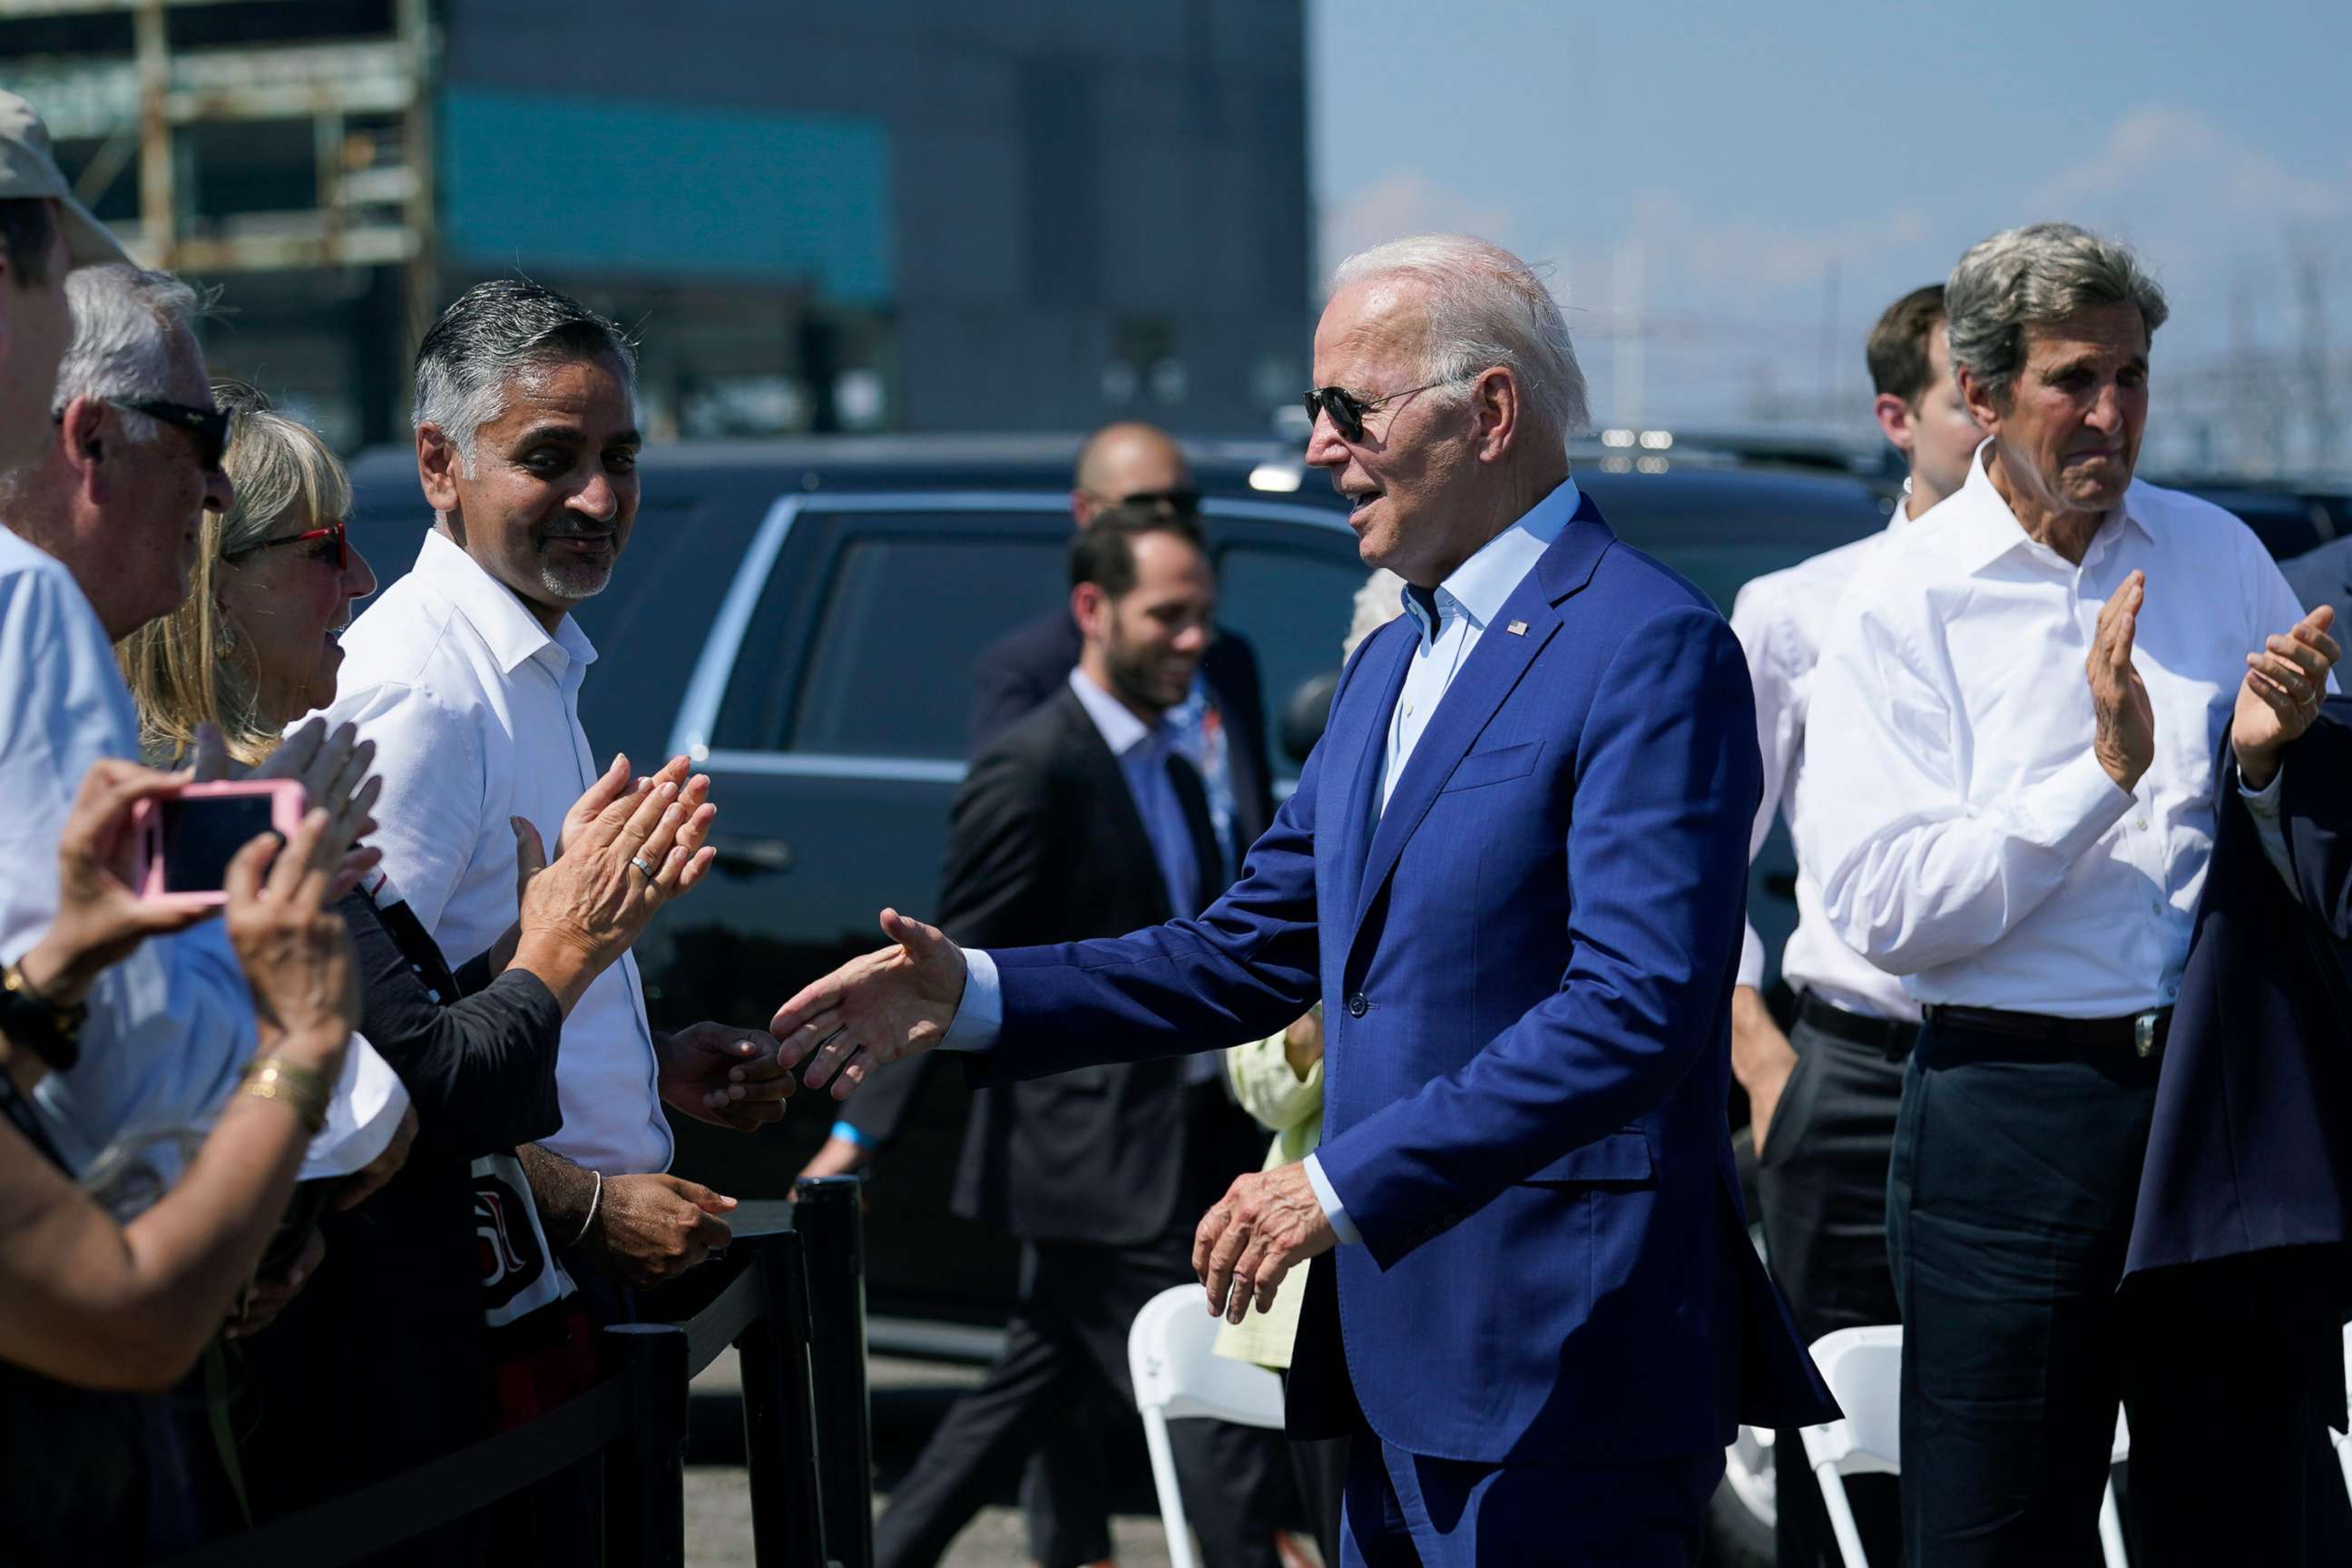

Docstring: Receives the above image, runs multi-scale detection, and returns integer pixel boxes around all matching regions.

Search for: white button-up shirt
[0,526,407,1187]
[1802,447,2319,1016]
[322,528,669,1175]
[1730,504,1921,1022]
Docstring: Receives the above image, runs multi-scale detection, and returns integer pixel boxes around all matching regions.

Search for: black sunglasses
[1115,487,1202,518]
[110,397,233,471]
[1301,379,1458,443]
[226,517,348,572]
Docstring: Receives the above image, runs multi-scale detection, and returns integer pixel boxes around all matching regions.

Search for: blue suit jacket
[2126,699,2352,1290]
[974,495,1836,1465]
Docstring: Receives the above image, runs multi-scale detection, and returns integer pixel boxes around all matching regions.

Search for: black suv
[343,435,1892,1321]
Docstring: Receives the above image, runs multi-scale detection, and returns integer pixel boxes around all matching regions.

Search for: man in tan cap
[0,89,128,473]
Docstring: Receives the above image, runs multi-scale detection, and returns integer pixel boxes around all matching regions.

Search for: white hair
[53,263,202,446]
[1329,234,1590,447]
[411,279,636,475]
[1945,222,2170,404]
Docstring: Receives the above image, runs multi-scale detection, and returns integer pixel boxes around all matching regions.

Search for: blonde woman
[118,395,720,1534]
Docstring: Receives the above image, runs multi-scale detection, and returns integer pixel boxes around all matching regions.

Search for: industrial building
[3,0,1313,447]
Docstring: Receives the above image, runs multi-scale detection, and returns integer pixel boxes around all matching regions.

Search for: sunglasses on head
[1301,378,1461,443]
[226,516,349,572]
[109,397,232,471]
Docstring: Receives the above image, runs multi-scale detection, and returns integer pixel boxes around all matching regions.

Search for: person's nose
[1173,617,1211,654]
[2083,380,2125,434]
[1305,410,1348,468]
[205,466,237,516]
[571,471,619,523]
[345,542,378,603]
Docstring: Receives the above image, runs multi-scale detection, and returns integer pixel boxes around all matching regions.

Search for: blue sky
[1305,0,2352,465]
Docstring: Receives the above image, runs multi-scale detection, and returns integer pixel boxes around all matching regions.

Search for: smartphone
[132,779,308,907]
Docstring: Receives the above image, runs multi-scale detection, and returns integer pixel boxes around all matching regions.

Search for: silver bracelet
[570,1168,603,1248]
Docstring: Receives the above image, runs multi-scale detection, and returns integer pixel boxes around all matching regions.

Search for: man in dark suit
[779,235,1835,1564]
[869,505,1283,1568]
[2122,675,2352,1568]
[2285,534,2352,637]
[967,422,1275,859]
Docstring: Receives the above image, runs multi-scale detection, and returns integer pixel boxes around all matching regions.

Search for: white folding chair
[1798,1324,2131,1568]
[1127,1283,1289,1568]
[2337,1321,2352,1504]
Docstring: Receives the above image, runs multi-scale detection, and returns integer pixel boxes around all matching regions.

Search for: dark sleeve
[830,1052,935,1149]
[967,630,1058,752]
[340,894,565,1156]
[2282,699,2352,941]
[1204,625,1274,836]
[936,734,1057,949]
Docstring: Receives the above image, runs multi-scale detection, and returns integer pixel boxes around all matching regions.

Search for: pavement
[682,1350,1188,1568]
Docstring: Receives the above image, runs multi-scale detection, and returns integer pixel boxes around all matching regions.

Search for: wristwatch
[0,960,86,1071]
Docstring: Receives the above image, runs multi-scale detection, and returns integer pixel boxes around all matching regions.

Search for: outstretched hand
[2232,603,2338,789]
[770,908,966,1099]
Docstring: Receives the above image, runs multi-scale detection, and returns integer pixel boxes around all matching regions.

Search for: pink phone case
[132,779,309,908]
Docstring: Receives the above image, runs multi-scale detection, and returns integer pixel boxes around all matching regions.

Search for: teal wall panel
[441,89,893,301]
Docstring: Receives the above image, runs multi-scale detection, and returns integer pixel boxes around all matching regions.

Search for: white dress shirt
[1802,447,2321,1015]
[0,526,407,1188]
[1729,501,1920,1022]
[322,528,669,1175]
[947,478,1583,1248]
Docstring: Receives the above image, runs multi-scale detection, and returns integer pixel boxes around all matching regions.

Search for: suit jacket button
[1347,993,1367,1018]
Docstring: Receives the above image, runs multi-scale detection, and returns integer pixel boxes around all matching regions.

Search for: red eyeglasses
[227,517,348,571]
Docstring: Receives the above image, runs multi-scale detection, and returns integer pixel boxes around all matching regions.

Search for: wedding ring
[629,854,657,879]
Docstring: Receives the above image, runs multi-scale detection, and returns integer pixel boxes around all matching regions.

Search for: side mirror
[1280,671,1341,765]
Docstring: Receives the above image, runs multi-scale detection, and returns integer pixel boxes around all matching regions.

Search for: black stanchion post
[740,1230,829,1568]
[601,1322,691,1568]
[795,1174,873,1568]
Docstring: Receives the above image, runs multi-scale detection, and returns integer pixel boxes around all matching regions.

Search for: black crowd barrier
[155,1175,874,1568]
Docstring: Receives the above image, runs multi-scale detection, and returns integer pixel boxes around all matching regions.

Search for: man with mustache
[323,280,792,1296]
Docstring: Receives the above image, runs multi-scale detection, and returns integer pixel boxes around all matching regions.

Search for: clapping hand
[770,909,967,1099]
[2087,570,2156,792]
[2231,604,2338,789]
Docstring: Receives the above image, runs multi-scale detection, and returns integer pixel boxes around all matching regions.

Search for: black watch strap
[1,961,85,1072]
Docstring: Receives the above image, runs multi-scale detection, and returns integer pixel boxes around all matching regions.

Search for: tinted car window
[792,534,1065,757]
[1213,541,1377,783]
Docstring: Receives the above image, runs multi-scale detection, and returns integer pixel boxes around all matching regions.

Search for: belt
[1920,1003,2171,1060]
[1795,992,1918,1060]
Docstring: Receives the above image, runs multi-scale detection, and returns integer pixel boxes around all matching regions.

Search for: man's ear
[416,424,462,518]
[1955,365,2004,438]
[1071,582,1109,644]
[1873,392,1917,457]
[1471,367,1519,464]
[57,396,106,492]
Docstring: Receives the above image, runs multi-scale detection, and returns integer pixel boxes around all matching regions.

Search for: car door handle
[707,835,796,877]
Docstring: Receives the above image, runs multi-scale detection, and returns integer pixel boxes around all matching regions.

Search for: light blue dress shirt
[949,479,1583,1248]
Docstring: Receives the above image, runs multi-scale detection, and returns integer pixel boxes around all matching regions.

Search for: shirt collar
[1399,475,1581,647]
[1942,439,2154,576]
[1066,666,1173,760]
[413,528,599,677]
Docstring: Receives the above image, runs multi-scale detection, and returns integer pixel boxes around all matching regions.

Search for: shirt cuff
[2237,758,2300,905]
[1736,920,1766,991]
[1302,1152,1360,1246]
[938,948,1002,1052]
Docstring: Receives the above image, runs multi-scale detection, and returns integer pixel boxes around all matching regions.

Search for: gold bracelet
[239,1055,334,1135]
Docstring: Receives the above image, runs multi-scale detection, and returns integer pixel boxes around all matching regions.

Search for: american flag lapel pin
[1506,619,1528,636]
